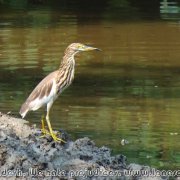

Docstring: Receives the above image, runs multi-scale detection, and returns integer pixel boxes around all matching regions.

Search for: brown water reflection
[0,11,180,169]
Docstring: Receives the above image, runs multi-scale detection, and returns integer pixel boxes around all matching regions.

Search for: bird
[19,43,100,142]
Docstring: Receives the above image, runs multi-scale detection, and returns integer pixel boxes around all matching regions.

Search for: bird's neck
[59,52,76,70]
[57,52,76,89]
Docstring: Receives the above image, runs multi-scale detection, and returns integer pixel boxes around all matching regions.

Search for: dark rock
[0,112,169,180]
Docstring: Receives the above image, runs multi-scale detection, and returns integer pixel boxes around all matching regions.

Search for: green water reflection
[0,1,180,170]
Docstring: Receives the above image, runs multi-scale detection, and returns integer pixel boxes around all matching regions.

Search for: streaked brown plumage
[19,43,100,142]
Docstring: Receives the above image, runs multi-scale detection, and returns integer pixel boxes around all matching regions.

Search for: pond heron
[19,43,100,142]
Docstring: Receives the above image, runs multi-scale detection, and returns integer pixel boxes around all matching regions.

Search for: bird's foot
[41,115,66,143]
[40,130,66,143]
[41,127,51,136]
[40,130,51,138]
[50,131,66,143]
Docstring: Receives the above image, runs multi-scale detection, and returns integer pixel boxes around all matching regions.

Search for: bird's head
[66,43,101,55]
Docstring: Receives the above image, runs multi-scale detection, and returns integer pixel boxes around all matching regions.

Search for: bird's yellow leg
[40,115,50,136]
[46,117,66,143]
[45,102,66,143]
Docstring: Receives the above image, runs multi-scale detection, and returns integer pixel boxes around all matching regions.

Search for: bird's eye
[78,45,83,49]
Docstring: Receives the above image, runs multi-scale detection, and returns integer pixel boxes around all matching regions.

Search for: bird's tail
[19,103,29,118]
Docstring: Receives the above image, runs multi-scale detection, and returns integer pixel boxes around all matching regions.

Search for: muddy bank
[0,112,169,180]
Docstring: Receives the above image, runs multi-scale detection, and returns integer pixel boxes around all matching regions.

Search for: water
[0,0,180,170]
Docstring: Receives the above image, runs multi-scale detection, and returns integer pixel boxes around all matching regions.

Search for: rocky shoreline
[0,112,171,180]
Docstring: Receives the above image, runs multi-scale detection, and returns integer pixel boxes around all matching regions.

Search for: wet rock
[0,112,169,180]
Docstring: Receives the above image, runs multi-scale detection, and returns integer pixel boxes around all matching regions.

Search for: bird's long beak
[83,45,101,51]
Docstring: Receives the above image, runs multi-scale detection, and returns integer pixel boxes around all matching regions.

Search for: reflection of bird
[20,43,100,142]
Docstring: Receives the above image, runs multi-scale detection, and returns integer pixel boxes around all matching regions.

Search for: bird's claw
[51,132,66,143]
[40,128,66,143]
[40,115,66,143]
